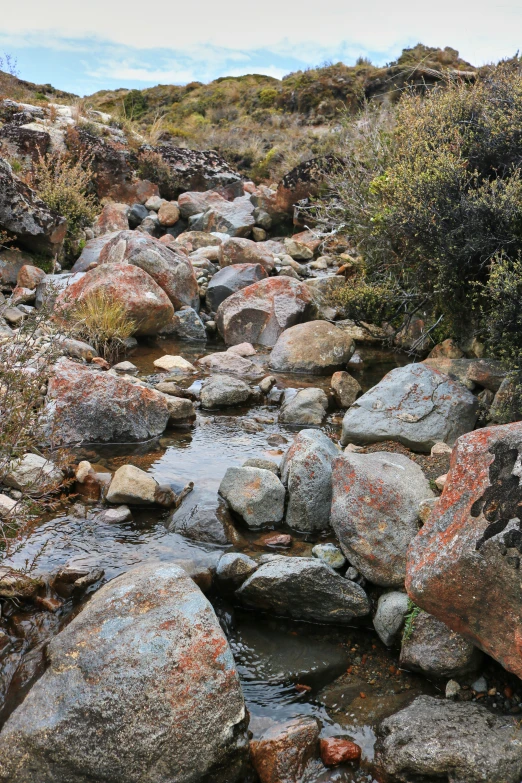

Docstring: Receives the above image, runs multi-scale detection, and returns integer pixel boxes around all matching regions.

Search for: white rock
[106,465,158,505]
[5,454,63,495]
[0,494,16,517]
[153,355,196,373]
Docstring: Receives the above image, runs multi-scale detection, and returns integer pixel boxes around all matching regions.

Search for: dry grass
[69,290,136,362]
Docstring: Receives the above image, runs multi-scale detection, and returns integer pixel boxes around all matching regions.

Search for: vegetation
[67,290,136,362]
[403,600,422,642]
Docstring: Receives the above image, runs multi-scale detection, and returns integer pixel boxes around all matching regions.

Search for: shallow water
[0,338,420,779]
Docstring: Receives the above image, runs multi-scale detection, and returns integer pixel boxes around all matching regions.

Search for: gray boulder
[206,263,267,312]
[219,466,285,529]
[236,556,370,624]
[216,553,258,586]
[376,696,522,783]
[200,375,251,408]
[171,501,238,546]
[331,452,433,586]
[173,307,206,340]
[400,610,482,678]
[341,363,478,452]
[0,158,66,256]
[198,351,264,379]
[270,321,354,374]
[70,231,120,272]
[218,237,275,270]
[280,429,340,532]
[373,591,410,646]
[190,195,255,237]
[279,387,328,427]
[0,563,249,783]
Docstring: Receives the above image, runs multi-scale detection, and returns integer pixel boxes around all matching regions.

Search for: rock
[155,382,197,400]
[98,230,199,311]
[259,375,276,394]
[3,306,25,326]
[97,505,132,524]
[200,375,251,408]
[400,610,482,678]
[331,451,433,587]
[172,502,237,546]
[0,158,66,256]
[243,458,279,474]
[57,337,97,361]
[422,358,477,389]
[237,557,370,623]
[471,675,488,693]
[92,203,129,237]
[153,355,195,373]
[304,276,344,319]
[45,359,169,445]
[112,361,138,373]
[199,351,263,379]
[228,342,256,357]
[216,553,258,586]
[0,494,16,517]
[0,123,50,164]
[106,179,160,207]
[157,201,180,226]
[4,454,63,495]
[163,395,196,427]
[177,231,223,251]
[70,232,121,273]
[335,318,388,343]
[17,265,45,290]
[219,467,285,529]
[331,371,361,407]
[280,429,339,533]
[216,277,313,347]
[466,358,507,392]
[376,695,522,783]
[219,237,275,271]
[312,543,346,569]
[270,321,354,375]
[341,364,478,453]
[373,591,410,646]
[274,156,341,215]
[0,563,248,783]
[406,421,522,679]
[106,465,163,505]
[206,263,268,312]
[279,388,328,427]
[263,533,292,548]
[144,195,164,211]
[54,264,174,336]
[431,441,452,455]
[173,307,206,341]
[148,145,243,198]
[418,497,439,523]
[128,203,149,228]
[250,717,319,783]
[320,738,361,767]
[0,248,34,285]
[284,236,314,260]
[178,190,225,219]
[428,338,464,359]
[445,680,461,699]
[435,473,447,490]
[190,195,255,237]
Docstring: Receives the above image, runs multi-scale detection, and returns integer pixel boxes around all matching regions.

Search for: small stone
[345,567,360,581]
[112,361,138,374]
[259,375,276,394]
[144,195,164,211]
[98,506,132,524]
[435,473,448,491]
[227,342,256,357]
[320,737,361,767]
[157,202,180,227]
[0,494,17,517]
[472,676,488,693]
[344,443,364,453]
[219,466,286,529]
[252,227,267,241]
[216,553,258,587]
[3,306,25,326]
[34,595,63,613]
[91,357,110,369]
[431,441,453,455]
[106,464,159,505]
[373,591,410,646]
[331,371,362,408]
[75,460,93,483]
[446,680,461,699]
[312,543,346,569]
[153,355,196,373]
[418,497,438,524]
[263,533,292,548]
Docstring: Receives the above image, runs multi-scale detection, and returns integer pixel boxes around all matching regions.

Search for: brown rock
[219,237,275,271]
[262,533,292,548]
[17,264,45,290]
[269,321,354,375]
[331,371,361,407]
[93,203,129,237]
[107,179,160,206]
[320,738,361,767]
[157,201,180,226]
[428,339,464,359]
[250,717,319,783]
[275,156,341,214]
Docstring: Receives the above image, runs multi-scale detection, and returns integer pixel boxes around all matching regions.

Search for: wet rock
[54,264,174,336]
[216,276,313,347]
[162,395,196,427]
[155,381,197,400]
[97,505,132,524]
[219,237,275,271]
[331,451,433,587]
[280,429,339,533]
[198,351,263,379]
[320,738,361,767]
[331,371,361,407]
[373,591,410,646]
[0,563,249,783]
[400,610,482,678]
[217,553,258,586]
[44,359,169,445]
[190,195,255,237]
[228,342,256,357]
[92,203,129,237]
[279,388,328,427]
[270,321,354,375]
[219,466,285,529]
[206,263,268,311]
[171,501,237,545]
[173,307,206,340]
[250,717,319,783]
[200,375,251,408]
[406,422,522,679]
[376,695,522,783]
[341,364,478,453]
[237,557,370,623]
[243,458,280,474]
[262,533,292,548]
[259,375,276,394]
[98,230,199,311]
[312,543,346,569]
[107,464,162,505]
[4,454,63,495]
[0,158,66,256]
[0,568,42,601]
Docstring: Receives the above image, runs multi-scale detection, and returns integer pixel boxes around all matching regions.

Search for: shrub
[67,290,136,362]
[136,149,177,199]
[122,89,148,120]
[258,88,278,108]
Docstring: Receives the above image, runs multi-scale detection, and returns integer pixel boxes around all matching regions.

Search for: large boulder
[219,466,285,529]
[149,145,243,198]
[400,610,482,678]
[190,195,255,237]
[270,321,354,374]
[0,563,249,783]
[331,452,433,587]
[54,263,174,336]
[200,375,251,408]
[376,696,522,783]
[219,237,275,271]
[206,263,268,311]
[178,190,226,219]
[280,429,340,533]
[237,557,370,624]
[406,422,522,679]
[0,158,66,256]
[44,359,169,445]
[279,388,329,427]
[98,230,199,310]
[70,232,121,273]
[341,363,478,453]
[274,156,341,215]
[216,277,313,347]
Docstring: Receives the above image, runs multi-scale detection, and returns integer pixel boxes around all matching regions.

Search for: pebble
[262,533,292,548]
[312,543,346,569]
[471,676,488,693]
[446,679,461,699]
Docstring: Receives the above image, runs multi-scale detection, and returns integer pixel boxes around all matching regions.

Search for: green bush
[123,89,148,120]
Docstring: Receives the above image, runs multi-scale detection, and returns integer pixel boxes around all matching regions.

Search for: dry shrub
[68,290,135,362]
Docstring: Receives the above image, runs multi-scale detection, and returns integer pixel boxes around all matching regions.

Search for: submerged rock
[0,563,249,783]
[250,717,319,783]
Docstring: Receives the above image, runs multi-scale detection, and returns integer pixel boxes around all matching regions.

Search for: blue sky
[2,0,521,95]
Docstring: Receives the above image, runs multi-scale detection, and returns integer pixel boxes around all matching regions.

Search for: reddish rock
[70,232,121,273]
[269,321,354,375]
[428,339,464,360]
[289,230,322,255]
[191,194,255,237]
[206,263,268,312]
[219,237,275,271]
[216,276,314,347]
[107,179,160,205]
[93,203,129,237]
[17,264,46,290]
[54,263,175,336]
[263,533,292,548]
[406,422,522,678]
[250,717,319,783]
[157,201,180,226]
[178,190,226,219]
[98,230,199,311]
[320,738,361,767]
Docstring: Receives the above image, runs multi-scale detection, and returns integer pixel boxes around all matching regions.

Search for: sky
[1,0,521,96]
